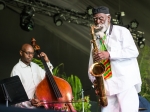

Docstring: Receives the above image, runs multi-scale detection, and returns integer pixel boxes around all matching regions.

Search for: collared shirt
[10,59,53,108]
[88,24,142,95]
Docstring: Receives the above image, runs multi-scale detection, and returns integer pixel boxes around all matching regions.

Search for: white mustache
[94,24,105,33]
[95,24,103,29]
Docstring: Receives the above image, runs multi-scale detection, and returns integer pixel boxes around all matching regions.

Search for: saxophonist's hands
[93,51,110,62]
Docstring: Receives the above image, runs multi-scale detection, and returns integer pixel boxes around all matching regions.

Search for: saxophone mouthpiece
[94,25,103,33]
[96,24,103,29]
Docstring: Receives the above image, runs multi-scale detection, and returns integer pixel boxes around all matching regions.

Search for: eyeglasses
[93,16,104,21]
[21,50,35,56]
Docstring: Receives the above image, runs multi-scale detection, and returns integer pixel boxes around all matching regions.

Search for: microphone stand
[1,84,9,107]
[5,95,9,107]
[81,89,84,112]
[78,86,94,112]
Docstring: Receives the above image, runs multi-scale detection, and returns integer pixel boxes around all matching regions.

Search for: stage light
[120,12,125,16]
[115,12,121,20]
[112,19,119,25]
[130,19,139,29]
[135,31,145,48]
[86,6,93,15]
[131,33,138,42]
[136,31,145,40]
[138,41,145,49]
[114,11,125,26]
[0,1,5,10]
[53,14,63,26]
[20,6,35,31]
[20,16,34,31]
[115,11,125,18]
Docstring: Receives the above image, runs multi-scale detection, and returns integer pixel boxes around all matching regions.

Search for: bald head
[21,44,34,51]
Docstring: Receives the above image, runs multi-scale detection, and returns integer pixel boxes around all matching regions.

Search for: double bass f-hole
[31,38,76,112]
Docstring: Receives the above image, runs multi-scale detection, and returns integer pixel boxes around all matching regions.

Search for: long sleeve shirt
[88,25,142,95]
[10,59,53,108]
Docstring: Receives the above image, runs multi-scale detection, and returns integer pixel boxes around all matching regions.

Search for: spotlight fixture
[115,12,121,20]
[137,31,145,47]
[131,31,145,48]
[138,41,145,49]
[112,19,119,25]
[131,33,138,42]
[0,0,5,10]
[114,11,125,26]
[53,14,63,26]
[130,19,139,29]
[86,6,93,15]
[120,12,125,16]
[115,11,125,18]
[20,6,35,31]
[136,31,144,38]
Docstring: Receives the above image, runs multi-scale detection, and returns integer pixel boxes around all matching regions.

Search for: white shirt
[88,25,142,95]
[10,59,53,108]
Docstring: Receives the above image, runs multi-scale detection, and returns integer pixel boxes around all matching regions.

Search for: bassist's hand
[38,52,50,62]
[30,99,42,107]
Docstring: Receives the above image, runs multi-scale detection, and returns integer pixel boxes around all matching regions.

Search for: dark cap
[92,6,109,15]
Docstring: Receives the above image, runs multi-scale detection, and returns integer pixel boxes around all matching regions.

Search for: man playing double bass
[10,43,53,108]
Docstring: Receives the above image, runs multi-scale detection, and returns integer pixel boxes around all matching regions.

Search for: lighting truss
[2,1,146,48]
[4,0,94,27]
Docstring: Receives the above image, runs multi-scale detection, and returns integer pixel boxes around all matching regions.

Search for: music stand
[0,76,29,107]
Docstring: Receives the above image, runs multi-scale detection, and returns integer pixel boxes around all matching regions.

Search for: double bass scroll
[31,38,76,112]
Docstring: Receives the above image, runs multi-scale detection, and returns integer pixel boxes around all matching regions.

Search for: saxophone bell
[89,62,105,77]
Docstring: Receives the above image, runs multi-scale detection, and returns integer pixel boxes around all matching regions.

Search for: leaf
[32,58,44,69]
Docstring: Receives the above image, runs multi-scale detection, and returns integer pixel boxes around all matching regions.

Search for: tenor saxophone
[89,25,108,107]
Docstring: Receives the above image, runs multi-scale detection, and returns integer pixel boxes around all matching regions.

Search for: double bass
[31,38,76,112]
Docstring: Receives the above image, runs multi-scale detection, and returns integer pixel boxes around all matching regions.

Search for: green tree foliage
[67,74,82,100]
[138,45,150,101]
[52,63,68,80]
[32,58,44,69]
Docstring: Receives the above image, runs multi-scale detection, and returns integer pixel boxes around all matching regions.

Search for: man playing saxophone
[88,6,142,112]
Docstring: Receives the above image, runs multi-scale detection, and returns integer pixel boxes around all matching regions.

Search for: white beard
[95,19,109,38]
[95,31,105,38]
